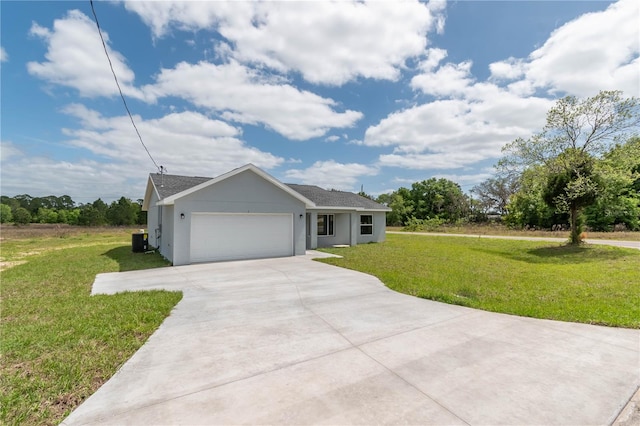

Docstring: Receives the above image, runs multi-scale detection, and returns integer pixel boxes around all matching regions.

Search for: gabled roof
[151,174,212,200]
[285,184,390,211]
[153,164,314,207]
[143,163,390,212]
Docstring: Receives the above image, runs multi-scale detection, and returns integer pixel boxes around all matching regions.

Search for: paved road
[63,253,639,425]
[388,231,640,250]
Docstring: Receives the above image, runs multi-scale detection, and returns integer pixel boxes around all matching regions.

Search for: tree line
[372,91,639,241]
[0,195,146,226]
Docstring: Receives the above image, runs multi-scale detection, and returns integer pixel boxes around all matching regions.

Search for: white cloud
[324,135,340,143]
[365,84,553,170]
[379,152,487,170]
[122,1,254,39]
[411,60,474,98]
[0,154,146,201]
[433,172,493,188]
[418,48,448,72]
[489,57,525,81]
[124,0,444,86]
[144,61,362,140]
[284,160,378,191]
[0,141,22,162]
[59,105,282,176]
[0,46,7,62]
[1,106,289,200]
[27,10,146,100]
[498,0,640,97]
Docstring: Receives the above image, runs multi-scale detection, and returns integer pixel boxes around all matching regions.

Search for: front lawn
[0,228,182,425]
[318,233,640,328]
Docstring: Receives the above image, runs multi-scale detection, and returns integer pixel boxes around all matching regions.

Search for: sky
[1,0,638,204]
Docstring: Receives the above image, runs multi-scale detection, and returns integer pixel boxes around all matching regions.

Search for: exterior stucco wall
[170,170,306,266]
[357,212,387,244]
[161,205,175,263]
[146,191,174,263]
[147,191,160,248]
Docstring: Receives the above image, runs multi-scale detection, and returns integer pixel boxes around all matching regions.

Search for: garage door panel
[190,213,293,263]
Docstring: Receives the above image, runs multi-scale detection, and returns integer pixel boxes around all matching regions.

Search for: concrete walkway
[387,231,640,250]
[63,253,639,425]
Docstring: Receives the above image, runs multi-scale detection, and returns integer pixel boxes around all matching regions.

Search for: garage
[190,213,294,263]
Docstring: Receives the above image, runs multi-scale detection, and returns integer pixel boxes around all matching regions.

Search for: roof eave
[141,176,160,211]
[308,206,392,212]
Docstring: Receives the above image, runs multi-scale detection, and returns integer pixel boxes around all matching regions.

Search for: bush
[12,207,31,225]
[402,216,445,232]
[0,204,12,223]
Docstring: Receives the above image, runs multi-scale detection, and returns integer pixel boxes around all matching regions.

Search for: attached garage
[190,213,293,263]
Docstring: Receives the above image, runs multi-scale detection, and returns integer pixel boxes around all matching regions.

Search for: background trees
[0,195,144,226]
[377,178,473,227]
[498,90,639,242]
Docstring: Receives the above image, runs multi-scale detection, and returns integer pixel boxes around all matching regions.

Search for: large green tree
[500,90,639,244]
[409,178,469,222]
[107,197,139,226]
[585,137,640,231]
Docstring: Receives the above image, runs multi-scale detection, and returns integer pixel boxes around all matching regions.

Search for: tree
[472,173,520,215]
[585,137,640,231]
[0,204,13,223]
[378,189,413,226]
[12,207,31,225]
[500,90,640,244]
[409,178,469,222]
[503,166,564,229]
[542,149,601,242]
[107,197,138,226]
[78,205,104,226]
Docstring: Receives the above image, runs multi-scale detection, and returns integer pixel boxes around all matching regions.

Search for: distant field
[386,224,640,241]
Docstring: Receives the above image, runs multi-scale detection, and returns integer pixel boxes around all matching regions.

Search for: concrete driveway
[63,253,639,425]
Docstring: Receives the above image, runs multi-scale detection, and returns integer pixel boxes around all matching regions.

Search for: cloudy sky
[1,0,638,203]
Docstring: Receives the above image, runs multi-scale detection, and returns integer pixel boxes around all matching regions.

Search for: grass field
[319,233,640,328]
[386,224,640,241]
[0,226,182,425]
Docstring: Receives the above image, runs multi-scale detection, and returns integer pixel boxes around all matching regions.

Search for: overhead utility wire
[89,0,161,173]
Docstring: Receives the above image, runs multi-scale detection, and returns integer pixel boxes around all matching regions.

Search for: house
[142,164,391,265]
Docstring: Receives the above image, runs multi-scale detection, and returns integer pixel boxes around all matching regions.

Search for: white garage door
[190,213,293,263]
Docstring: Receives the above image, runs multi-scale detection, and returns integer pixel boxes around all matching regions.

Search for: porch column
[350,212,358,246]
[310,211,318,249]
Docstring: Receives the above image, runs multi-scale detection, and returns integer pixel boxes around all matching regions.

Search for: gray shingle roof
[285,184,389,210]
[149,173,390,211]
[150,174,211,200]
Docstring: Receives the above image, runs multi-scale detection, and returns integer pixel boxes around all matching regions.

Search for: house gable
[159,164,313,207]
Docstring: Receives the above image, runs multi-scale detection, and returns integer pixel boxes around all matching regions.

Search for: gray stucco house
[142,164,391,265]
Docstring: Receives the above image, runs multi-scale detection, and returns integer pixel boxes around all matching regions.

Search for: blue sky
[1,0,638,203]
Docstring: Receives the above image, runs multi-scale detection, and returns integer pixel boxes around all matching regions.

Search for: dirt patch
[0,260,27,271]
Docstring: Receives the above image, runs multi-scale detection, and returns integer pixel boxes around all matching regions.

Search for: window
[317,214,334,236]
[360,215,373,235]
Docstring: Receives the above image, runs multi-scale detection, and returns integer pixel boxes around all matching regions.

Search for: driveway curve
[63,253,639,425]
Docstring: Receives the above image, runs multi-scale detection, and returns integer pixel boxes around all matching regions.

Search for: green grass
[319,234,640,328]
[1,230,182,425]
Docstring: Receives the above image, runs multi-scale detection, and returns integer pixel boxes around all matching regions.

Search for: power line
[89,0,161,173]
